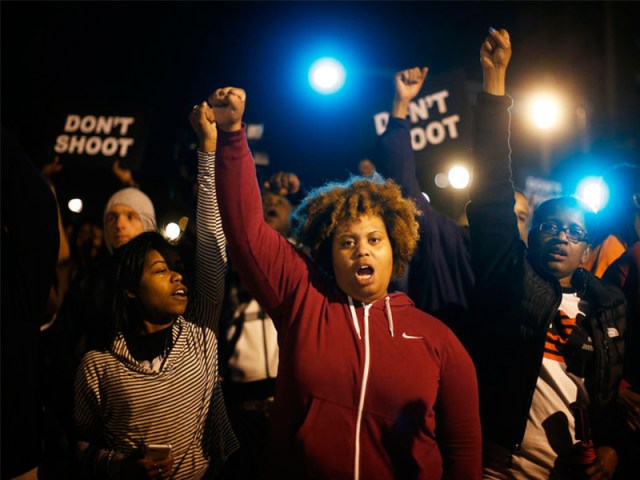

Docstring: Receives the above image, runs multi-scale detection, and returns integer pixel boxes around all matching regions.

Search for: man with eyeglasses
[466,27,626,479]
[528,202,592,289]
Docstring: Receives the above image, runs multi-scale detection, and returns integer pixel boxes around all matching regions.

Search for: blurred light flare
[575,176,609,212]
[434,172,449,188]
[68,198,83,213]
[448,165,470,189]
[164,222,181,241]
[309,57,346,94]
[530,93,562,130]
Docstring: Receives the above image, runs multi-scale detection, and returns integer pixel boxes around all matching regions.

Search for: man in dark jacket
[1,128,59,479]
[466,28,625,478]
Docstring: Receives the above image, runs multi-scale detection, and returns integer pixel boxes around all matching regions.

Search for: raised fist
[480,27,511,73]
[395,67,428,103]
[189,101,217,152]
[207,87,246,132]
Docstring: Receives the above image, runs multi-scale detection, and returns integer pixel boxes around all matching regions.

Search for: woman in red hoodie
[190,88,481,479]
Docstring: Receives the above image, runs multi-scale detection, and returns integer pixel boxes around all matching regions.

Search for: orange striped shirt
[543,310,577,362]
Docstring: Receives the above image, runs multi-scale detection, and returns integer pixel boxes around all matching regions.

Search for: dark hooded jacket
[466,92,626,451]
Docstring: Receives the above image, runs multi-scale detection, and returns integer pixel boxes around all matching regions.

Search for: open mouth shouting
[355,264,375,285]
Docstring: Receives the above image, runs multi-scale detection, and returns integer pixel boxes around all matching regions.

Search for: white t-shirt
[226,299,279,382]
[484,292,590,479]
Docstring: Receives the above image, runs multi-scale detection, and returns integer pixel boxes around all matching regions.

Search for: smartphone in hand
[144,443,172,461]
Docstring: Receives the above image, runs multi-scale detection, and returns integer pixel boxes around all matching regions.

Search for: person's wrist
[391,98,410,118]
[218,121,242,133]
[482,70,506,96]
[200,139,217,152]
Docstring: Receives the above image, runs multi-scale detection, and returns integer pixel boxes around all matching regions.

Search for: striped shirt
[543,308,578,362]
[74,151,238,479]
[485,292,589,479]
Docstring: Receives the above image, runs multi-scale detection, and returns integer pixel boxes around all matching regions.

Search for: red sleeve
[215,126,318,331]
[435,330,482,480]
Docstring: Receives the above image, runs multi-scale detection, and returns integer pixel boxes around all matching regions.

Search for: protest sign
[49,108,150,170]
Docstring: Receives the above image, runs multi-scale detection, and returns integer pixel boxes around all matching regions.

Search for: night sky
[2,1,639,224]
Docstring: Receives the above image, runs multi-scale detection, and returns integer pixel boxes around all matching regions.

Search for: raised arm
[480,27,511,96]
[376,68,474,323]
[186,101,228,333]
[472,27,513,194]
[392,67,429,119]
[210,87,315,330]
[466,28,520,287]
[377,67,429,204]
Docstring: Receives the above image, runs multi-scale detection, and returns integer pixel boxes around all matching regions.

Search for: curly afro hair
[291,174,420,279]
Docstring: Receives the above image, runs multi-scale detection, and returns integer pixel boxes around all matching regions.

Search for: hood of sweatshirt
[346,291,414,340]
[110,317,184,375]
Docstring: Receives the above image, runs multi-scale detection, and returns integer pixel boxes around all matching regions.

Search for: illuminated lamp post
[529,92,563,175]
[525,87,591,178]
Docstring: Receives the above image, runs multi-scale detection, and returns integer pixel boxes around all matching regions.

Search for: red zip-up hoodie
[215,127,481,479]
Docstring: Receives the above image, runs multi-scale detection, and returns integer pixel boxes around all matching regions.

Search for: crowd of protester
[1,27,638,480]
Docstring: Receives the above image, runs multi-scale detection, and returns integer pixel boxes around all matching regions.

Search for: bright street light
[68,198,83,213]
[309,58,346,94]
[530,94,561,130]
[448,165,470,189]
[164,222,181,241]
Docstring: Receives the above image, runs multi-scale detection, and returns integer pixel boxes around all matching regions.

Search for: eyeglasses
[536,222,588,244]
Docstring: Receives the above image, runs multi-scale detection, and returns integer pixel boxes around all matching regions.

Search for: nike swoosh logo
[402,332,423,340]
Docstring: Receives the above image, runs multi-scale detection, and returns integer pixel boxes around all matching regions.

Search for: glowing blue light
[575,176,609,212]
[309,58,346,94]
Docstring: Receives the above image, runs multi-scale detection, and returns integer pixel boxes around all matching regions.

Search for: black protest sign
[50,108,150,170]
[370,69,472,190]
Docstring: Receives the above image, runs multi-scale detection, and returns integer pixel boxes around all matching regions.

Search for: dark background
[2,1,639,225]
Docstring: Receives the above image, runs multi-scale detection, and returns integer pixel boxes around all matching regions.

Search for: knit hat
[103,187,156,252]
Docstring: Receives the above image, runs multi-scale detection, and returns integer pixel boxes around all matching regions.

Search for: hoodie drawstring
[348,296,361,339]
[346,295,394,479]
[348,296,394,339]
[353,300,372,480]
[384,296,394,337]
